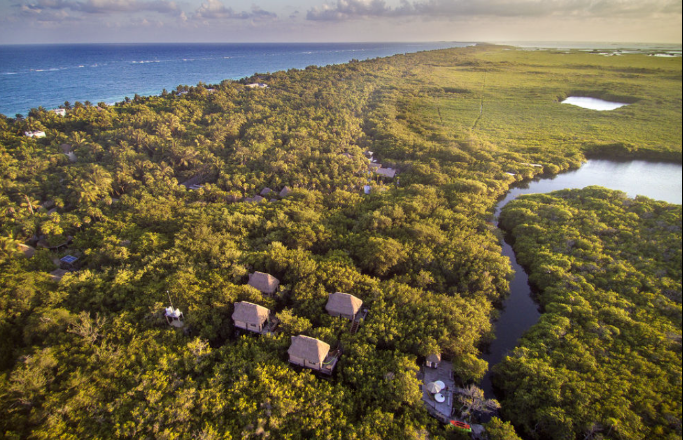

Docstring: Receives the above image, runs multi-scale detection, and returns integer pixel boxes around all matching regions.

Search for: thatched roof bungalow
[232,301,270,333]
[49,269,68,282]
[426,352,441,369]
[248,271,280,296]
[288,335,330,371]
[245,195,265,203]
[179,174,205,190]
[375,167,397,178]
[279,186,291,198]
[325,292,363,320]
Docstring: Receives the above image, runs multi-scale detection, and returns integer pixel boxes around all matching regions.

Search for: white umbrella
[426,382,443,394]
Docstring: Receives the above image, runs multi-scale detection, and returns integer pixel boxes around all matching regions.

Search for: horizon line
[0,40,681,47]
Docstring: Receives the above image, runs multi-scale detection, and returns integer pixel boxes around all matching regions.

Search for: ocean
[0,42,471,117]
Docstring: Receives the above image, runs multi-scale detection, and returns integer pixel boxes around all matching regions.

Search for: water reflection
[561,96,629,110]
[481,159,682,398]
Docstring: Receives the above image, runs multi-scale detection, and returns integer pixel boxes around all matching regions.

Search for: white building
[24,131,46,138]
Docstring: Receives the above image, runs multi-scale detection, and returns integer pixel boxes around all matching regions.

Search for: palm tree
[20,194,39,215]
[0,235,21,264]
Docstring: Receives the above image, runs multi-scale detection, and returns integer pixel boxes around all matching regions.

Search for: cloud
[193,0,277,20]
[12,4,81,21]
[18,0,180,14]
[306,0,683,21]
[306,0,407,21]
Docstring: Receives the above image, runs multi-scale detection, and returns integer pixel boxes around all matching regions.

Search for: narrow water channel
[481,159,682,399]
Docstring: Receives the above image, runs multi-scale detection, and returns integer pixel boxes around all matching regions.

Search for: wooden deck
[422,360,456,421]
[260,318,279,335]
[350,308,369,334]
[319,348,342,375]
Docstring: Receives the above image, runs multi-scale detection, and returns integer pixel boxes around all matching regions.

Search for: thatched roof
[288,335,330,363]
[49,269,68,282]
[279,186,291,198]
[326,292,363,317]
[426,353,441,363]
[245,195,265,203]
[248,271,280,295]
[179,174,205,188]
[17,244,35,258]
[375,167,397,178]
[232,301,269,325]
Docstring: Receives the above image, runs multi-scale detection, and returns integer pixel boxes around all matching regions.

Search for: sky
[0,0,680,45]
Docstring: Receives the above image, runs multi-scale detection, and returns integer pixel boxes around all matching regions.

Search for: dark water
[481,159,683,398]
[0,42,470,117]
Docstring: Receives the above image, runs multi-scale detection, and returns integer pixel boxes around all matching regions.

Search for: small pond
[561,96,629,111]
[481,159,682,398]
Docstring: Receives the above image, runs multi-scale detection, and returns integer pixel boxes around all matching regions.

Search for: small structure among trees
[247,271,280,297]
[179,174,205,190]
[24,130,46,138]
[279,186,291,198]
[165,306,184,328]
[232,301,278,335]
[287,335,340,374]
[244,195,265,203]
[426,352,441,369]
[325,292,363,320]
[375,167,397,178]
[61,144,77,162]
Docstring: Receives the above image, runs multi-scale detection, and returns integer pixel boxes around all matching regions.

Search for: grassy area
[400,46,681,162]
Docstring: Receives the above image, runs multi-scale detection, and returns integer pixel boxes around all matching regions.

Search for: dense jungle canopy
[0,44,680,439]
[497,187,681,440]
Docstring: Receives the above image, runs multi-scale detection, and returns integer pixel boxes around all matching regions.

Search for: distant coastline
[0,42,472,117]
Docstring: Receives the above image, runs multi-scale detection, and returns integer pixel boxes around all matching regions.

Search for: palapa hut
[179,174,205,190]
[288,335,330,371]
[279,186,291,198]
[232,301,270,333]
[49,268,68,282]
[248,271,280,296]
[375,167,397,178]
[426,352,441,369]
[17,244,36,258]
[244,195,265,203]
[325,292,363,320]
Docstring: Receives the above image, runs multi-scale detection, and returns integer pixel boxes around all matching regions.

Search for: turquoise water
[0,42,471,117]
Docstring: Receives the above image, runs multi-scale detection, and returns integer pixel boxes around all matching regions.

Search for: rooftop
[288,335,330,363]
[248,271,280,295]
[232,301,270,325]
[326,292,363,317]
[375,167,397,178]
[245,195,265,203]
[279,186,291,198]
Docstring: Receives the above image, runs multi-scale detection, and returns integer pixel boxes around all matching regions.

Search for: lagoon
[562,96,629,111]
[481,159,682,398]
